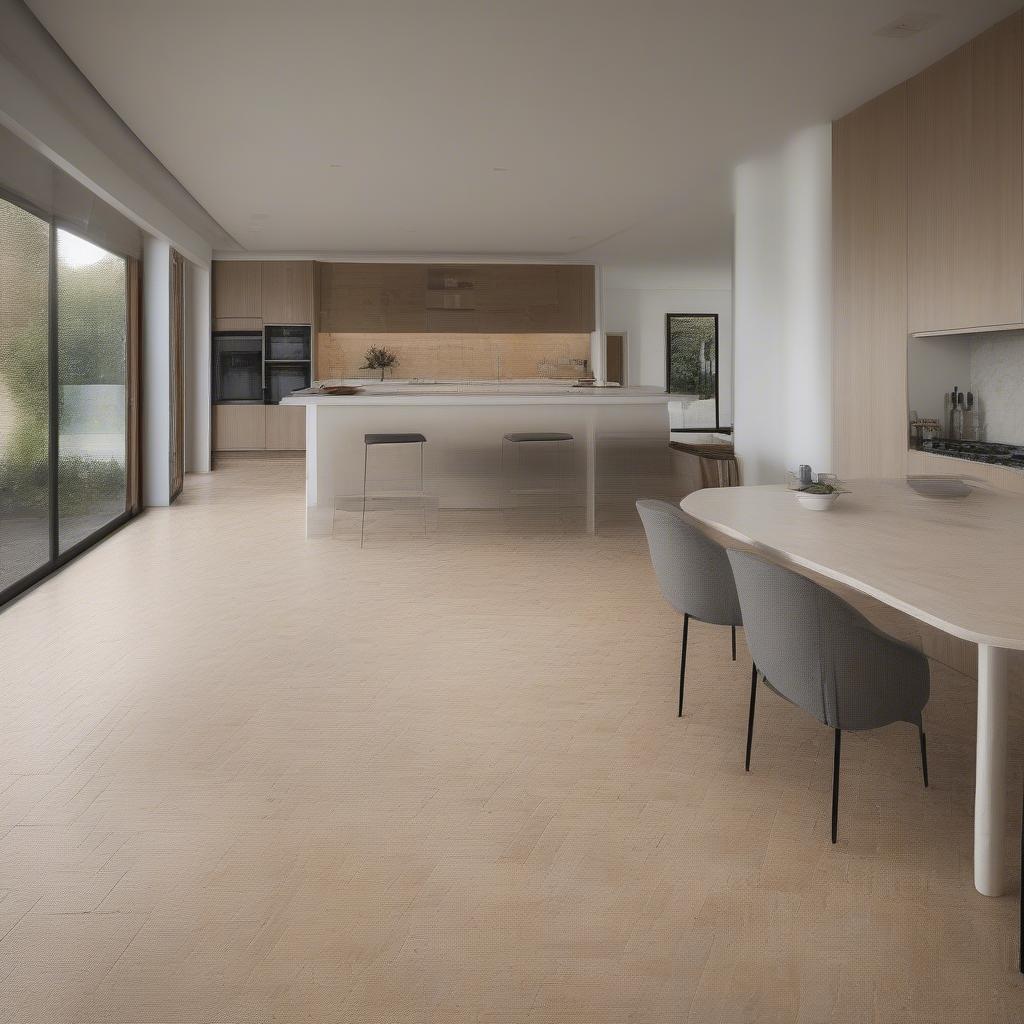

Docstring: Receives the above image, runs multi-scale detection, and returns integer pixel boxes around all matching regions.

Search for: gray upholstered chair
[727,549,930,844]
[636,499,748,717]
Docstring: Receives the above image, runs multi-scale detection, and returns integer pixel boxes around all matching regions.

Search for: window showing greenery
[0,198,130,603]
[56,229,127,553]
[666,313,719,429]
[0,197,51,594]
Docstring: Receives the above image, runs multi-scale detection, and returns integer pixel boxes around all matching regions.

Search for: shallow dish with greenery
[795,480,848,511]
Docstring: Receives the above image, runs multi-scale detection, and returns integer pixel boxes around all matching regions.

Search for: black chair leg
[731,625,737,661]
[745,663,758,772]
[831,729,842,844]
[678,613,689,717]
[918,726,929,788]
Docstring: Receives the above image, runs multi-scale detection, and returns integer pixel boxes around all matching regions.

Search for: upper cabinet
[261,261,315,324]
[318,263,594,333]
[212,261,261,319]
[908,12,1024,333]
[212,260,316,325]
[320,264,428,332]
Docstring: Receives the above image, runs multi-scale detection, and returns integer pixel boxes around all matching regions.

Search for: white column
[184,262,211,473]
[590,264,604,382]
[584,409,597,535]
[974,643,1010,896]
[142,236,171,507]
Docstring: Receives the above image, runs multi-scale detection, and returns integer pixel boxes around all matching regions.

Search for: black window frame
[665,312,722,433]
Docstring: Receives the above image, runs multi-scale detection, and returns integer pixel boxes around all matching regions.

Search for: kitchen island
[282,382,677,537]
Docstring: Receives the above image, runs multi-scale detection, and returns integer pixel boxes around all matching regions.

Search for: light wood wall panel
[212,261,262,318]
[832,83,910,479]
[908,11,1024,333]
[262,261,315,323]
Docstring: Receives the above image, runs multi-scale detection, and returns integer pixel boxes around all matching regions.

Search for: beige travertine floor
[0,459,1022,1023]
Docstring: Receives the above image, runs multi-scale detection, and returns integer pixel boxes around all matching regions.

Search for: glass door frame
[0,189,141,609]
[665,312,724,434]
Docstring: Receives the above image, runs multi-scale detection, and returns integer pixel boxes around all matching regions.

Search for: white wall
[601,265,733,426]
[185,263,212,473]
[143,236,171,507]
[733,124,832,485]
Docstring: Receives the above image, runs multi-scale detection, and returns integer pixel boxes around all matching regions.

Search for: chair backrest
[726,549,929,730]
[636,499,742,626]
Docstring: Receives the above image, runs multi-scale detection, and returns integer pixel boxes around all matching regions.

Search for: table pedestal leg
[975,643,1009,897]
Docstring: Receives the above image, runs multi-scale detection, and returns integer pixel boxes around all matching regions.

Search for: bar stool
[501,432,575,521]
[361,433,427,547]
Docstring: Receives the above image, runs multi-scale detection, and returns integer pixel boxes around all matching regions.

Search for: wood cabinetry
[261,261,315,323]
[212,261,262,318]
[320,263,427,332]
[319,263,594,333]
[213,317,263,332]
[832,84,909,479]
[214,405,266,451]
[908,11,1024,333]
[213,261,316,324]
[214,405,305,452]
[265,406,305,450]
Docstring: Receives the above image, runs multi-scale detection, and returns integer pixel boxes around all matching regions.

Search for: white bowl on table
[796,491,841,512]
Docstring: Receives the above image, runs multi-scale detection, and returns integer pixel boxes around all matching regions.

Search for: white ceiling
[27,0,1022,269]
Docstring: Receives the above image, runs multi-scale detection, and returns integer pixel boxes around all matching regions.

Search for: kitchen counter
[284,382,670,404]
[283,382,678,538]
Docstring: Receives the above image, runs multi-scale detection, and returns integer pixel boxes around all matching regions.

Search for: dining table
[680,478,1024,898]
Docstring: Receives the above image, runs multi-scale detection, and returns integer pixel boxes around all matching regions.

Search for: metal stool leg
[360,442,369,548]
[420,441,427,537]
[831,729,842,844]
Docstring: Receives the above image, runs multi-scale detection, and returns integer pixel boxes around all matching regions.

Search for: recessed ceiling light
[491,166,509,172]
[329,163,344,168]
[874,12,940,38]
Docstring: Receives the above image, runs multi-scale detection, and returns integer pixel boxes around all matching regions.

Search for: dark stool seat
[503,432,573,443]
[365,433,426,445]
[360,432,428,546]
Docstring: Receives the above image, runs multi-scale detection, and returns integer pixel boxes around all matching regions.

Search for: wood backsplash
[317,332,592,380]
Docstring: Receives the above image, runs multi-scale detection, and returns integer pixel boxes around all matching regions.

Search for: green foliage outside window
[0,204,126,516]
[668,314,717,400]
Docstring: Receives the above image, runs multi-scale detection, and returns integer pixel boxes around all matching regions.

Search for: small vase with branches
[361,345,399,382]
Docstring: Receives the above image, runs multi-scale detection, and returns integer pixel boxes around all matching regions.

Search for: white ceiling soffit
[25,0,1023,268]
[0,0,239,261]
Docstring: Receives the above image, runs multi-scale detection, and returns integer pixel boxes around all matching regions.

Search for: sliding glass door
[0,197,51,593]
[0,196,134,604]
[56,229,128,552]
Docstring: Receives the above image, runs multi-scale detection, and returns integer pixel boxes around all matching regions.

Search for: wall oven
[213,331,263,403]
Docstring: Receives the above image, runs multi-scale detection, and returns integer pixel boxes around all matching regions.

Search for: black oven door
[213,332,263,403]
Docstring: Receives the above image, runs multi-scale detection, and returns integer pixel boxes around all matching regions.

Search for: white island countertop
[282,381,671,406]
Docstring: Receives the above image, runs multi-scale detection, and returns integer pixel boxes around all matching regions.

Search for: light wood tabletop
[682,479,1024,898]
[681,480,1024,650]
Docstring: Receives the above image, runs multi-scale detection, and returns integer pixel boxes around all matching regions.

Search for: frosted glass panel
[0,197,51,594]
[56,229,127,553]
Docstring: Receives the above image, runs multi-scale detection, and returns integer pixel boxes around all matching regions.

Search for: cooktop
[921,438,1024,468]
